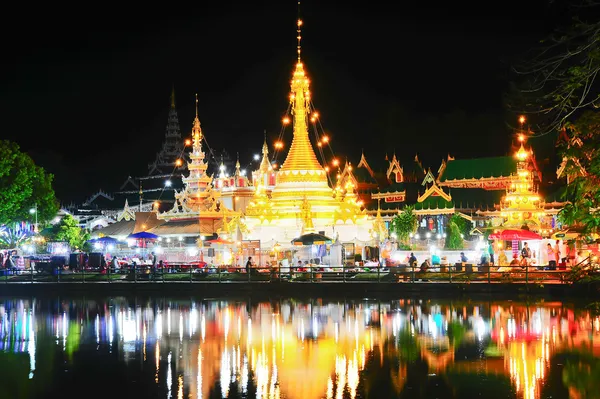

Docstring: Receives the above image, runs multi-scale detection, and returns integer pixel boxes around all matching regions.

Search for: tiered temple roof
[437,156,516,190]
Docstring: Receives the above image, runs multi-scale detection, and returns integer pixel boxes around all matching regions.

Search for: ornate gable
[422,168,436,186]
[386,154,403,183]
[117,199,136,221]
[417,182,452,203]
[357,152,375,178]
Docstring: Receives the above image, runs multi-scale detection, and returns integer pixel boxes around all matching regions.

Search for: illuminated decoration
[159,94,222,220]
[369,204,387,242]
[117,199,136,222]
[214,153,254,213]
[499,143,544,229]
[299,196,315,234]
[155,94,241,239]
[245,15,371,244]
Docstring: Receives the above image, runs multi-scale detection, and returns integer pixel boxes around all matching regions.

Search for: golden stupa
[244,18,371,246]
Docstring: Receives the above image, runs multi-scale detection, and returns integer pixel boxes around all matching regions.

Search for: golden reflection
[2,299,600,399]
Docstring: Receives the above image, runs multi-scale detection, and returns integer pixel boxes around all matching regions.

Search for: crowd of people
[387,239,587,274]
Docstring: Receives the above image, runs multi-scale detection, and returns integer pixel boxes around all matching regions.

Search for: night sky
[0,1,569,203]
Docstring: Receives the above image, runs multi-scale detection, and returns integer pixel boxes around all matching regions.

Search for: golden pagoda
[156,95,240,238]
[244,17,370,246]
[500,143,545,229]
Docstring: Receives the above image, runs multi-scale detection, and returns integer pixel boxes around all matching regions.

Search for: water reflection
[0,297,599,399]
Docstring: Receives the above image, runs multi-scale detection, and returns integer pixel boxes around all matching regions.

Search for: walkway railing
[1,259,597,285]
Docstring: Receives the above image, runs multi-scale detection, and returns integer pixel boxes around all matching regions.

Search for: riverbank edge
[0,282,598,299]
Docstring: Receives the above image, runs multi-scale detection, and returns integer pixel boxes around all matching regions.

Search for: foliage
[444,214,464,250]
[0,224,32,249]
[510,1,600,134]
[447,321,467,347]
[44,215,90,251]
[452,213,472,239]
[0,140,59,226]
[397,326,420,363]
[558,111,600,233]
[481,221,493,240]
[390,205,418,244]
[561,352,600,398]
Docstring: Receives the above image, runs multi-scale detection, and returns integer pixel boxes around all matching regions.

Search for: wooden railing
[1,257,597,285]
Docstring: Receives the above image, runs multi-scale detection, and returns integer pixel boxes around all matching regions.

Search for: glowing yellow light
[348,165,353,171]
[297,19,303,26]
[310,117,316,122]
[142,224,147,229]
[324,166,330,172]
[185,139,192,146]
[312,111,319,119]
[282,116,290,125]
[274,141,284,149]
[519,115,526,124]
[332,159,339,167]
[175,159,182,166]
[519,134,525,142]
[153,201,159,207]
[322,136,329,143]
[317,142,322,147]
[272,163,278,169]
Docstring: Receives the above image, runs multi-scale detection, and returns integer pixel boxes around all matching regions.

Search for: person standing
[245,257,252,273]
[547,243,556,270]
[151,252,157,279]
[521,242,531,261]
[554,240,561,268]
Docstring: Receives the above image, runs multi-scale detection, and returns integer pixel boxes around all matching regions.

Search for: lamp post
[29,204,38,233]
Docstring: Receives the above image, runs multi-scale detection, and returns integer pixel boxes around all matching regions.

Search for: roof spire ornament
[170,84,176,109]
[297,1,302,62]
[235,152,241,176]
[192,93,202,148]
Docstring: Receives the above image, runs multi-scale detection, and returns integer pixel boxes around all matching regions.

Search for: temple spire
[297,1,302,61]
[139,181,143,212]
[170,85,176,109]
[235,153,241,176]
[280,15,323,172]
[192,93,202,149]
[259,133,271,173]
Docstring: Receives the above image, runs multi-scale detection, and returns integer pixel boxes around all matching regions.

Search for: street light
[29,204,38,233]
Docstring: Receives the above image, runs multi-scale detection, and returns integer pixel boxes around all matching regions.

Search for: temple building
[251,136,277,197]
[115,87,187,210]
[477,142,561,233]
[151,95,242,239]
[244,18,373,247]
[213,154,254,213]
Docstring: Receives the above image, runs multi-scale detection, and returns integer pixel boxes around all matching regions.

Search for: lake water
[0,296,599,399]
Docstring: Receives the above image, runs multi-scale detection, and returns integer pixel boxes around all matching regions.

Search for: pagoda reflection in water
[0,298,599,399]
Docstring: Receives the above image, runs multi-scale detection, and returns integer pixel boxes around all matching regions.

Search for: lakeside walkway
[0,265,596,298]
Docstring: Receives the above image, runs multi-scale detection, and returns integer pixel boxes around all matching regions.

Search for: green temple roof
[354,165,378,185]
[544,185,568,204]
[377,182,405,194]
[439,156,516,181]
[414,196,453,211]
[449,189,503,210]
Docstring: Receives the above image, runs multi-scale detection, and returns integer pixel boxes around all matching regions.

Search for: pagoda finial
[297,1,302,62]
[192,93,203,148]
[235,152,241,176]
[139,180,143,212]
[171,85,176,109]
[262,131,268,155]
